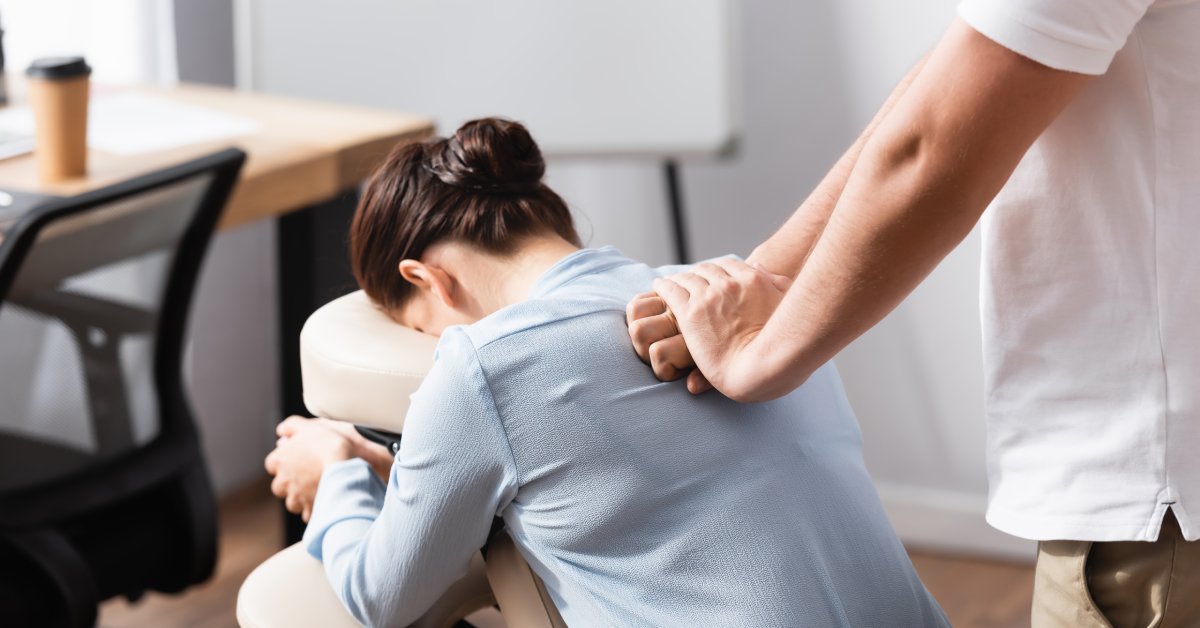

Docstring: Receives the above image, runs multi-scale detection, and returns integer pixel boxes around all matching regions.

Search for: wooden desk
[0,83,432,542]
[0,83,433,230]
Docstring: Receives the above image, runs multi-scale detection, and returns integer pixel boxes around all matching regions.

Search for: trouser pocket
[1084,511,1199,628]
[1032,539,1113,628]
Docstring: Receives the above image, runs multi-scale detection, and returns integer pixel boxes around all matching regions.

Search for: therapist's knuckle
[629,333,652,359]
[649,340,670,364]
[628,317,648,339]
[670,350,694,370]
[628,297,651,320]
[650,341,682,371]
[640,318,663,341]
[651,355,677,381]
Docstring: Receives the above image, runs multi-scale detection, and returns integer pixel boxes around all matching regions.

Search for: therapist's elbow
[862,121,945,188]
[865,116,1010,220]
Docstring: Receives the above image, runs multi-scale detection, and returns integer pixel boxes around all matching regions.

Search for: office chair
[238,290,566,628]
[0,148,247,628]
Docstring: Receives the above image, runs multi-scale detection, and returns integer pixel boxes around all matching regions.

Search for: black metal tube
[663,160,691,265]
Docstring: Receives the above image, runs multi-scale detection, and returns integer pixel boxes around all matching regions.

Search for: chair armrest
[12,289,155,334]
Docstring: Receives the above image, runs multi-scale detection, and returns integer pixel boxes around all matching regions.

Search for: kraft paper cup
[27,56,92,183]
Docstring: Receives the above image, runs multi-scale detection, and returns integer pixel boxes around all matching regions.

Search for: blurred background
[0,0,1035,625]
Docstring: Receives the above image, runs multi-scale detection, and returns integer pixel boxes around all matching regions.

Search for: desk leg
[276,190,360,545]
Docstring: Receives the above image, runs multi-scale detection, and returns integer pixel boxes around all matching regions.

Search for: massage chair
[237,290,566,627]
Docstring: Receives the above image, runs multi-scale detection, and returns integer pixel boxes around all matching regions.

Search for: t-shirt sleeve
[957,0,1157,75]
[302,326,519,627]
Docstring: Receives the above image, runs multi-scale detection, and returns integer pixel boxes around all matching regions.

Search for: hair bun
[428,118,545,194]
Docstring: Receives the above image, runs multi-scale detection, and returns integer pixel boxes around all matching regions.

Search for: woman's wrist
[356,439,395,480]
[326,420,393,480]
[319,437,356,468]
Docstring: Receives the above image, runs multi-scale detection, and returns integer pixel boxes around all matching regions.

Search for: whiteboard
[236,0,738,158]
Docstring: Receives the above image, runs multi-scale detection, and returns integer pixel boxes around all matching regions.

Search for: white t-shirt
[960,0,1200,542]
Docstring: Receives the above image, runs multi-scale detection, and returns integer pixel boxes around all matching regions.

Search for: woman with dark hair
[264,118,948,627]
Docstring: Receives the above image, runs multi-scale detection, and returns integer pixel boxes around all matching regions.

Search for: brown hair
[349,117,580,312]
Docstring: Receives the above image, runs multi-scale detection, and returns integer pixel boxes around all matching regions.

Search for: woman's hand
[650,259,791,402]
[324,419,397,481]
[264,416,356,522]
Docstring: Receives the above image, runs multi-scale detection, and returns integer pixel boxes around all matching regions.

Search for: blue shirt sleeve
[302,327,520,627]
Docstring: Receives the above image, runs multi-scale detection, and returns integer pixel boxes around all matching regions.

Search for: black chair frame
[0,148,246,626]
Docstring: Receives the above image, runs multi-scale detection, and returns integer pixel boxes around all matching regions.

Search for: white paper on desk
[0,92,262,156]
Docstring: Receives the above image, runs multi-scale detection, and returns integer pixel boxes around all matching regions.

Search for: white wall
[172,0,282,496]
[185,223,279,495]
[0,0,178,86]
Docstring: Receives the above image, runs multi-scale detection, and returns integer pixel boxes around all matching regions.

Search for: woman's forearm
[747,55,929,278]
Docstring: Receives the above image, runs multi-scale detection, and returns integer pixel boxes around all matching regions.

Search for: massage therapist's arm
[654,20,1091,401]
[746,54,928,278]
[629,54,928,390]
[303,328,518,627]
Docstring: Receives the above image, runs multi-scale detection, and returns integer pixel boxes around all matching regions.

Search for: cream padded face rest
[300,290,439,433]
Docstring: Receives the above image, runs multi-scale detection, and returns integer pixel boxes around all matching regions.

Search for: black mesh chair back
[0,148,245,628]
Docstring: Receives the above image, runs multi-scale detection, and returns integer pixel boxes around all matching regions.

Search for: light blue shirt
[304,247,948,627]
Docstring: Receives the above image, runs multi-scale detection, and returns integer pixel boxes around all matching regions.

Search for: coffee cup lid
[26,56,92,80]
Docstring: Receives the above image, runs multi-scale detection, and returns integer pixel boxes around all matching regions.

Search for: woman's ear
[398,260,458,309]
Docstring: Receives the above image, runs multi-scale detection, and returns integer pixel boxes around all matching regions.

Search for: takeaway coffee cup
[26,56,91,182]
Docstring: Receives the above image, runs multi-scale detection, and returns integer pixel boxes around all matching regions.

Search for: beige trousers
[1032,512,1200,628]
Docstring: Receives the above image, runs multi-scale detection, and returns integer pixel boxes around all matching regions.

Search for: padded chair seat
[238,542,494,628]
[238,543,356,628]
[300,291,438,432]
